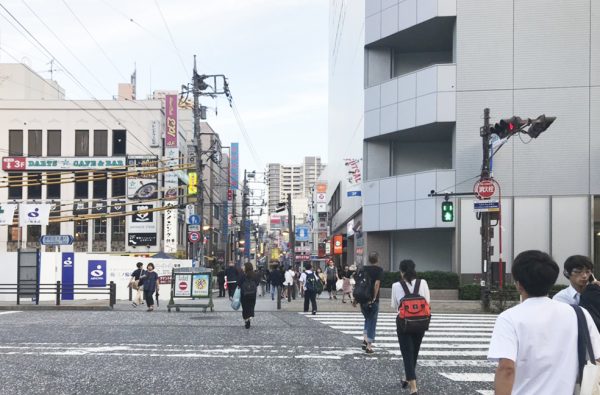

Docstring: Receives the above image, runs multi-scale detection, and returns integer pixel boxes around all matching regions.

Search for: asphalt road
[0,309,495,395]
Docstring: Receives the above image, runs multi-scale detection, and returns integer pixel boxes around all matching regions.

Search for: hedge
[458,283,569,301]
[381,271,459,290]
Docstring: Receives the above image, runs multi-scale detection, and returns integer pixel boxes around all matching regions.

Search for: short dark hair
[147,262,155,270]
[512,250,559,297]
[136,262,143,268]
[399,259,417,282]
[305,262,312,270]
[564,255,593,274]
[368,252,379,264]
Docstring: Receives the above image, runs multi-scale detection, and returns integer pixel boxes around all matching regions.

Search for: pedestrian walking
[294,267,302,298]
[269,264,284,300]
[353,252,384,354]
[316,267,326,287]
[488,250,600,395]
[553,255,595,305]
[128,262,145,307]
[391,259,431,395]
[341,265,353,303]
[225,261,239,300]
[265,268,271,294]
[300,262,318,315]
[238,262,260,329]
[217,266,226,298]
[325,260,339,299]
[140,263,159,312]
[284,267,295,301]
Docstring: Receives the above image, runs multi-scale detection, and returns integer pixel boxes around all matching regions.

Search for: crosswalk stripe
[0,311,22,315]
[440,373,494,382]
[301,311,495,393]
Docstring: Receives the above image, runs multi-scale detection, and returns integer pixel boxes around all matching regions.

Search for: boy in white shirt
[488,250,600,395]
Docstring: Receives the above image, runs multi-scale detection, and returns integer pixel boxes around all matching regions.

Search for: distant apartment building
[267,157,325,214]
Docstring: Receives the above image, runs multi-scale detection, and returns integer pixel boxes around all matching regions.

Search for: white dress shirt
[488,297,600,395]
[552,285,580,305]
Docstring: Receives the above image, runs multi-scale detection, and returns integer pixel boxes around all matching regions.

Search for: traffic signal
[526,114,556,138]
[490,116,527,139]
[441,201,454,222]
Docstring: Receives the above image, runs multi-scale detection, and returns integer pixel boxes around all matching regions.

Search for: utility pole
[192,55,205,266]
[287,193,295,269]
[480,108,492,311]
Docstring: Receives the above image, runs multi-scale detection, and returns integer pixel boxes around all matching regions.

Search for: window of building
[112,130,126,155]
[75,220,88,242]
[9,130,23,156]
[75,173,89,198]
[46,210,61,236]
[94,130,108,156]
[46,173,61,199]
[93,218,107,241]
[111,173,126,198]
[93,172,107,199]
[27,173,42,199]
[331,183,341,215]
[8,226,19,241]
[47,130,61,156]
[28,130,42,156]
[8,173,22,200]
[27,225,41,245]
[212,204,220,219]
[75,130,89,156]
[111,217,125,241]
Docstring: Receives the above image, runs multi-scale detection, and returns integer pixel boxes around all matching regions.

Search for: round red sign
[179,281,188,291]
[474,179,496,199]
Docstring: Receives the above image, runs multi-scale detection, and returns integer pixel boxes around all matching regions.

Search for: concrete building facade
[360,0,600,283]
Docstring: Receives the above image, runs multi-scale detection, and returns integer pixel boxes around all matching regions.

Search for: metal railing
[0,281,116,308]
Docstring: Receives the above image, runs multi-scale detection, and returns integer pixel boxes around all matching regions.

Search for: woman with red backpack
[391,259,431,395]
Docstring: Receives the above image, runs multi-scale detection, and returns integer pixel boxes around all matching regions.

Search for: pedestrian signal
[441,201,454,222]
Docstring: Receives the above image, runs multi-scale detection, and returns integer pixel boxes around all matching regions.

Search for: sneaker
[362,340,367,350]
[365,347,374,354]
[132,302,137,307]
[245,320,250,329]
[312,311,317,315]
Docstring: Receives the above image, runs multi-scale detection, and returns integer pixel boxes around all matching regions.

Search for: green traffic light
[442,201,454,222]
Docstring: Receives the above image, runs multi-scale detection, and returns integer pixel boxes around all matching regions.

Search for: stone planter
[380,288,458,300]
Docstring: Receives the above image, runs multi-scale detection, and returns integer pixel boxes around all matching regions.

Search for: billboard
[61,253,74,300]
[163,95,179,253]
[127,155,158,200]
[165,94,178,148]
[2,156,125,171]
[128,203,157,233]
[88,260,107,287]
[230,142,239,190]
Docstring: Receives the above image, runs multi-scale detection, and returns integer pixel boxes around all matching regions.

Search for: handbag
[230,287,241,311]
[573,305,600,395]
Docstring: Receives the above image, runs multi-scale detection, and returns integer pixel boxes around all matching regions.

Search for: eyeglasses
[571,269,592,276]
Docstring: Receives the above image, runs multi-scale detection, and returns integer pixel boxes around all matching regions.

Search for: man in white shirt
[488,250,600,395]
[553,255,594,305]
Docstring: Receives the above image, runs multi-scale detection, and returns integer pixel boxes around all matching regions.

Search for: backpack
[241,278,257,295]
[353,269,373,304]
[306,273,323,294]
[397,279,431,334]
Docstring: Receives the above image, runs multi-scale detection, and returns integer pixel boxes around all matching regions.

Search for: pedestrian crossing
[301,311,496,393]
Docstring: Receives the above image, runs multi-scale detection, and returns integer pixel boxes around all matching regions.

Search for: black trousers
[218,282,225,297]
[396,317,424,381]
[144,290,155,307]
[241,293,256,320]
[227,282,237,298]
[303,290,317,313]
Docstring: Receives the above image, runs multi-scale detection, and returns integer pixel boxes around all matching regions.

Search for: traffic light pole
[480,108,493,311]
[287,193,295,268]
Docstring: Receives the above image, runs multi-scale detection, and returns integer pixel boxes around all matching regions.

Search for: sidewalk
[0,299,112,311]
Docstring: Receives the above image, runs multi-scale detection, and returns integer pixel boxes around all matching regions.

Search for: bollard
[287,285,292,303]
[277,286,281,310]
[128,284,132,301]
[109,281,116,308]
[56,281,61,305]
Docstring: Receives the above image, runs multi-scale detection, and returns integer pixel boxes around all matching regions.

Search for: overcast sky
[0,0,329,173]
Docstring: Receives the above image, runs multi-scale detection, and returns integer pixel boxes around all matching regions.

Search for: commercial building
[0,63,230,259]
[359,0,600,283]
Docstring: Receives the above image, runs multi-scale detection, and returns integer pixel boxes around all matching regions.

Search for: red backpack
[397,279,431,334]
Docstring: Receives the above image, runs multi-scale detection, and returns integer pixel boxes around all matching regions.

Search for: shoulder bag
[573,304,600,395]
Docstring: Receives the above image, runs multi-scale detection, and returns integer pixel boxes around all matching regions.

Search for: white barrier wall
[0,252,191,302]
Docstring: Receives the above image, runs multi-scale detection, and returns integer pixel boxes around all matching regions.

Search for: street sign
[347,191,361,197]
[316,193,326,203]
[188,224,201,232]
[188,214,201,225]
[185,204,195,219]
[188,231,201,243]
[40,235,74,246]
[295,225,310,242]
[474,179,496,199]
[474,200,500,212]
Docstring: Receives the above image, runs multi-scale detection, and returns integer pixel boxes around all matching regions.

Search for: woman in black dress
[238,262,260,329]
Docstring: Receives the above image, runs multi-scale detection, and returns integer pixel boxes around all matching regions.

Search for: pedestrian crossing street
[301,311,496,395]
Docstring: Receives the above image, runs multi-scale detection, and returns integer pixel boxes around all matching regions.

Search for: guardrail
[0,281,116,308]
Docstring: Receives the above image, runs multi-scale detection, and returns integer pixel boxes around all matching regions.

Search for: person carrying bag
[573,304,600,395]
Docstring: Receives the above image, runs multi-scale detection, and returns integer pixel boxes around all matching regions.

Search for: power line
[153,0,188,78]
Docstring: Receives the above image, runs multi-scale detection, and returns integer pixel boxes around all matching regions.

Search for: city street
[0,307,496,394]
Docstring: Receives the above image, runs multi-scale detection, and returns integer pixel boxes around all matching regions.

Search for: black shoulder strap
[399,280,411,296]
[414,279,421,295]
[572,305,596,384]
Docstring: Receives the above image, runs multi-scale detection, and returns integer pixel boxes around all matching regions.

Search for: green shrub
[381,271,459,289]
[459,284,481,300]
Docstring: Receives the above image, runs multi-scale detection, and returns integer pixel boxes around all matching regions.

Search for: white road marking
[0,311,22,315]
[440,373,495,382]
[418,359,496,367]
[342,330,492,336]
[477,391,495,395]
[356,336,490,342]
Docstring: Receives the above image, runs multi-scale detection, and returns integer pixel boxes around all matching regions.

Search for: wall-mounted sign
[128,203,156,233]
[188,171,198,195]
[2,156,126,171]
[230,142,239,190]
[88,260,107,287]
[165,94,178,148]
[150,120,160,148]
[332,234,343,255]
[128,233,157,246]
